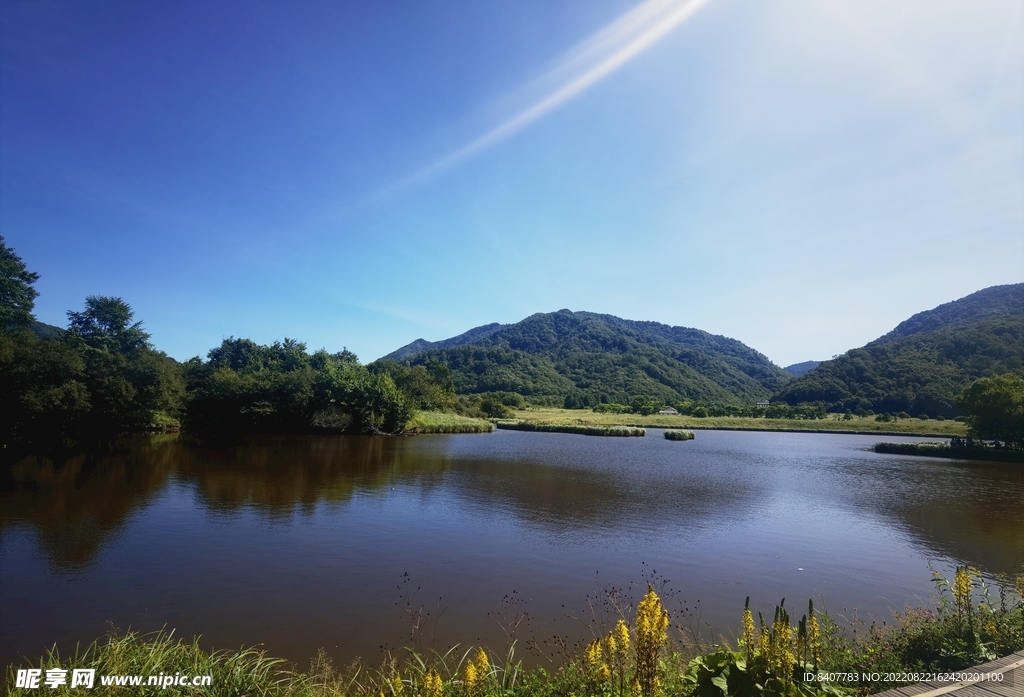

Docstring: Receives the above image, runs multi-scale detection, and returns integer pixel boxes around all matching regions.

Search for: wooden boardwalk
[876,651,1024,697]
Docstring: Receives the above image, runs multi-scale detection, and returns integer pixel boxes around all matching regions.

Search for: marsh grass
[874,441,1024,463]
[513,408,968,437]
[664,429,695,441]
[406,412,495,434]
[495,421,645,437]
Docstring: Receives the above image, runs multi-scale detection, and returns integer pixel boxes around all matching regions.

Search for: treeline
[0,237,456,449]
[1,295,183,447]
[593,399,827,419]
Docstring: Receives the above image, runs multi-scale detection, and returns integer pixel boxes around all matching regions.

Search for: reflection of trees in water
[0,434,179,570]
[834,457,1024,577]
[0,434,452,569]
[182,435,451,516]
[446,457,758,532]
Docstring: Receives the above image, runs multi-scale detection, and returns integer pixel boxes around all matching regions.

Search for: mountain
[383,322,504,362]
[30,321,64,340]
[867,284,1024,346]
[388,310,789,406]
[773,284,1024,416]
[784,361,820,377]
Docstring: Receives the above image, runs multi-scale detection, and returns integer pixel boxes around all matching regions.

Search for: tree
[64,296,175,436]
[0,235,40,330]
[956,373,1024,450]
[67,296,150,352]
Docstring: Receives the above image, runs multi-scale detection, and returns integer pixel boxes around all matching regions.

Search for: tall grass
[664,429,695,441]
[495,421,645,437]
[406,412,495,434]
[874,441,1024,463]
[7,570,1023,696]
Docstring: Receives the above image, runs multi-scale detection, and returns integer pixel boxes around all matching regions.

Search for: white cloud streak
[383,0,712,195]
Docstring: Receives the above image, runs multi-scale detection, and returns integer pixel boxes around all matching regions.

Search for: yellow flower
[807,610,821,668]
[585,639,604,671]
[615,619,631,656]
[634,587,669,696]
[390,673,404,695]
[422,669,444,697]
[462,661,477,691]
[598,664,611,682]
[758,613,771,668]
[604,629,617,658]
[473,648,489,679]
[742,598,755,653]
[954,567,973,609]
[772,610,795,683]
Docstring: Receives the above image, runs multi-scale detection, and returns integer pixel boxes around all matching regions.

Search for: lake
[2,429,1023,670]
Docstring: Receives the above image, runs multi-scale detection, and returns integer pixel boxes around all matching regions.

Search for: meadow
[510,408,969,437]
[494,421,646,437]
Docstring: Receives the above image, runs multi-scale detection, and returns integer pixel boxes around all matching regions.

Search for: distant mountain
[784,361,820,377]
[30,321,64,340]
[384,323,504,362]
[773,284,1024,416]
[389,310,789,406]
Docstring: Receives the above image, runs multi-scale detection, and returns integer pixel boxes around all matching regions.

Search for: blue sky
[2,0,1022,366]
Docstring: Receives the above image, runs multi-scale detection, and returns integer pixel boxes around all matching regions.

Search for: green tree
[64,296,178,436]
[0,235,40,330]
[956,373,1024,450]
[67,296,150,352]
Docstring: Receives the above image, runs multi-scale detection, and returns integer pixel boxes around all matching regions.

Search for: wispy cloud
[381,0,712,195]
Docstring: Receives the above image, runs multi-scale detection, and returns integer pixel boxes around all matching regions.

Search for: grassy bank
[495,421,645,437]
[7,569,1022,696]
[512,408,969,437]
[664,429,695,441]
[874,441,1024,463]
[406,412,495,434]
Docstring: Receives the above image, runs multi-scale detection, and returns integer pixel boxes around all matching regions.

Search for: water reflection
[2,432,1022,576]
[838,455,1024,574]
[2,430,1023,670]
[1,435,179,570]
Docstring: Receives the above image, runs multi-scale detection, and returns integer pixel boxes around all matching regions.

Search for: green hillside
[784,360,820,377]
[773,315,1024,417]
[868,283,1024,346]
[394,310,788,407]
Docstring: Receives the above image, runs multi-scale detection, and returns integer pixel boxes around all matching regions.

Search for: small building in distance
[756,401,770,408]
[658,406,679,415]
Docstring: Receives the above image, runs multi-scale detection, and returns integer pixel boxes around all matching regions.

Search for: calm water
[2,429,1023,669]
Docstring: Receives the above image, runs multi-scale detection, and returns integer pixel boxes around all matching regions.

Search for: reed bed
[664,429,695,441]
[495,421,645,437]
[874,441,1024,462]
[406,412,495,434]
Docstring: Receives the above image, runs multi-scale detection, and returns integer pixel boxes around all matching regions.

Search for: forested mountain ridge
[384,322,505,362]
[773,285,1024,416]
[867,283,1024,346]
[784,361,821,377]
[390,310,789,406]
